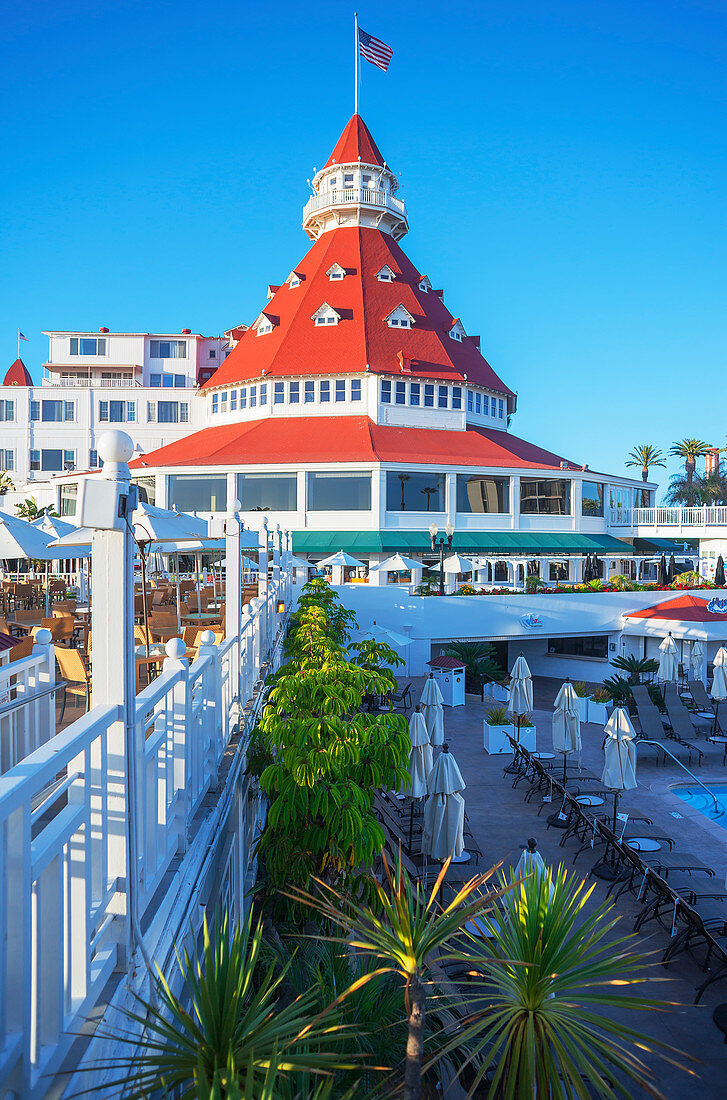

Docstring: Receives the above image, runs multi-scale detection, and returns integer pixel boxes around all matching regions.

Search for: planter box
[484,682,509,704]
[483,721,537,754]
[575,696,591,722]
[587,700,609,726]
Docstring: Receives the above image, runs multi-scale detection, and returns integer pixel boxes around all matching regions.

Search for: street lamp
[429,522,454,596]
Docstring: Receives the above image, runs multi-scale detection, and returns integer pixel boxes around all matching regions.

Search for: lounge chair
[688,679,714,713]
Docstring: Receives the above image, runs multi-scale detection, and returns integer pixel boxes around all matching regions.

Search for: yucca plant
[289,852,503,1100]
[89,911,358,1099]
[440,866,687,1099]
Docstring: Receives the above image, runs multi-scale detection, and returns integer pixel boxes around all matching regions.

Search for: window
[240,388,247,409]
[211,394,218,414]
[174,374,186,387]
[168,474,227,512]
[610,487,632,510]
[30,450,39,471]
[70,337,106,356]
[351,379,361,401]
[410,383,420,407]
[237,472,297,511]
[99,400,135,423]
[581,481,605,518]
[387,471,445,512]
[151,401,188,423]
[482,395,489,416]
[33,400,74,422]
[498,399,504,419]
[450,329,462,342]
[151,372,186,388]
[376,266,395,282]
[475,393,482,414]
[467,391,474,412]
[395,381,406,405]
[89,449,99,468]
[230,390,237,411]
[151,374,161,388]
[220,392,228,412]
[380,379,391,403]
[30,400,39,421]
[58,484,77,517]
[320,380,330,402]
[437,386,448,409]
[149,339,186,358]
[305,381,315,403]
[209,348,216,359]
[133,475,156,505]
[335,380,346,402]
[327,264,345,280]
[343,172,354,186]
[289,382,299,403]
[288,274,301,288]
[260,383,267,405]
[520,479,572,516]
[635,487,653,508]
[256,319,274,335]
[274,382,285,404]
[307,472,372,511]
[30,449,72,472]
[0,400,14,421]
[549,636,608,660]
[250,386,257,408]
[2,450,14,470]
[63,450,75,470]
[456,475,509,514]
[386,306,414,329]
[451,386,462,410]
[315,314,338,326]
[424,384,434,407]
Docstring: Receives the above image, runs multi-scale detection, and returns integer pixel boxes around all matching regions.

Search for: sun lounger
[688,679,714,713]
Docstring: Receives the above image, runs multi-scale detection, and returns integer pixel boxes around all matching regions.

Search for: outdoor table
[576,794,604,807]
[450,851,472,864]
[182,612,221,624]
[533,752,555,760]
[626,837,661,852]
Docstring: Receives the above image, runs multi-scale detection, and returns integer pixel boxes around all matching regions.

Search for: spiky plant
[440,866,688,1100]
[443,641,503,693]
[611,654,659,684]
[625,444,665,482]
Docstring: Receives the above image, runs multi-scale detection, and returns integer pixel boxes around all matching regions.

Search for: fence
[610,506,727,529]
[0,636,56,776]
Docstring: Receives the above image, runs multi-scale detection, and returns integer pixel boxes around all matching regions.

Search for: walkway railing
[610,506,727,528]
[303,186,407,220]
[0,637,56,775]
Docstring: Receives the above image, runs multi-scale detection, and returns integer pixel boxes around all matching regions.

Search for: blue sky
[2,0,725,489]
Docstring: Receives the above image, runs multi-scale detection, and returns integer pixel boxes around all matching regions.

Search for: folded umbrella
[657,633,679,683]
[405,708,433,799]
[690,640,705,680]
[421,673,445,746]
[423,745,466,861]
[508,654,533,745]
[552,679,581,789]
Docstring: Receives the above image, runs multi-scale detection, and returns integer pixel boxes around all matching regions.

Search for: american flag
[358,28,393,73]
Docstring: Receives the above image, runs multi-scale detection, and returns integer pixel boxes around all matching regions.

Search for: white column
[510,476,520,530]
[445,473,456,527]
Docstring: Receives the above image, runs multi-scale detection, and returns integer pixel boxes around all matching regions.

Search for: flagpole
[354,12,359,116]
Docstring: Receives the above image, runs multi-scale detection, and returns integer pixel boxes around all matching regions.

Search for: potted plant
[483,673,509,703]
[513,710,537,751]
[571,680,591,722]
[482,703,515,754]
[588,686,611,725]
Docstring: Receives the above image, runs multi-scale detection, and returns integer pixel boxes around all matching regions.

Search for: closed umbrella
[716,555,726,587]
[405,706,433,849]
[597,707,637,879]
[668,554,677,583]
[592,553,602,580]
[420,673,444,746]
[508,653,533,744]
[690,640,705,681]
[552,680,581,789]
[657,633,679,683]
[711,664,727,735]
[423,744,467,862]
[657,554,668,587]
[714,647,727,667]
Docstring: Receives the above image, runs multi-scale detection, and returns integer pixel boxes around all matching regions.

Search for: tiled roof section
[625,594,727,622]
[203,226,514,401]
[130,416,579,471]
[324,114,386,168]
[3,358,33,386]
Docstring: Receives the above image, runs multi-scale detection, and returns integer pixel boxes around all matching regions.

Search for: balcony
[302,186,408,221]
[42,373,142,388]
[610,505,727,535]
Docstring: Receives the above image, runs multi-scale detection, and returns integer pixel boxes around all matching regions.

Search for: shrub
[602,675,633,705]
[456,583,477,595]
[485,704,510,725]
[571,681,590,698]
[591,686,612,704]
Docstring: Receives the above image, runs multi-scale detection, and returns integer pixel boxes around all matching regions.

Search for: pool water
[674,784,727,823]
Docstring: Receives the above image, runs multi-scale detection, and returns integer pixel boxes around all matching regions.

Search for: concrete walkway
[411,675,727,1100]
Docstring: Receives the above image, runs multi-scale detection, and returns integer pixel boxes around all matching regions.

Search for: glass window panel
[467,391,474,412]
[58,484,77,517]
[380,380,391,403]
[409,383,420,406]
[483,395,489,415]
[157,401,179,423]
[274,382,285,404]
[230,391,237,411]
[452,387,462,409]
[387,471,446,512]
[335,380,346,402]
[520,479,572,515]
[30,450,40,470]
[475,393,481,414]
[151,374,161,387]
[30,401,40,421]
[438,386,448,409]
[307,472,371,511]
[260,383,267,405]
[424,385,434,407]
[240,388,247,409]
[174,374,185,387]
[41,449,63,471]
[109,400,124,422]
[133,476,156,504]
[581,481,604,517]
[395,381,406,405]
[320,380,330,402]
[351,380,361,401]
[456,475,510,514]
[305,381,315,403]
[70,338,78,355]
[549,636,608,659]
[41,400,63,422]
[236,473,297,511]
[289,382,299,403]
[168,474,227,512]
[249,386,257,408]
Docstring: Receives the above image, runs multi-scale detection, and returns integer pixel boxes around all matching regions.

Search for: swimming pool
[673,784,727,823]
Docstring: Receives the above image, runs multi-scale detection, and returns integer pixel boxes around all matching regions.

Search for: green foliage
[611,654,659,684]
[605,574,638,591]
[602,675,633,705]
[14,497,57,520]
[571,680,590,698]
[625,443,665,478]
[590,686,612,704]
[254,580,410,907]
[484,704,509,726]
[675,570,705,586]
[442,866,682,1099]
[525,574,547,593]
[0,470,15,494]
[455,583,477,595]
[91,911,357,1099]
[443,641,503,694]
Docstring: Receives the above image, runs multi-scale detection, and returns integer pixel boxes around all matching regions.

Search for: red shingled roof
[3,358,33,386]
[428,655,466,669]
[324,114,386,168]
[130,416,578,471]
[625,595,727,623]
[205,226,514,401]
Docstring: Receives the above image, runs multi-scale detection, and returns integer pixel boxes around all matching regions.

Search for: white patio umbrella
[512,838,549,889]
[711,664,727,734]
[420,673,444,746]
[508,653,533,744]
[657,633,679,683]
[316,549,365,569]
[373,553,422,573]
[288,554,311,570]
[690,640,705,680]
[423,744,467,862]
[598,707,637,877]
[714,647,727,668]
[404,706,433,847]
[432,553,475,574]
[552,680,581,789]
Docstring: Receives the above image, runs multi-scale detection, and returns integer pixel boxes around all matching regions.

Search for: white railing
[0,572,292,1098]
[0,638,56,775]
[41,375,143,388]
[610,506,727,528]
[303,187,407,220]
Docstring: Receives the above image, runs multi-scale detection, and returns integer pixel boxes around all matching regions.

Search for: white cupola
[302,114,408,242]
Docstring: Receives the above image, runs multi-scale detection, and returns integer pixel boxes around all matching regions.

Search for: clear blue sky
[2,0,725,489]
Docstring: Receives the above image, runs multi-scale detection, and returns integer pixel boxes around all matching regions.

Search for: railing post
[258,522,269,658]
[273,524,281,590]
[195,631,221,777]
[30,626,55,753]
[225,500,242,706]
[240,604,253,708]
[162,637,190,844]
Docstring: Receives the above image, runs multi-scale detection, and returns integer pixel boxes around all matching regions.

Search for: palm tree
[398,473,410,510]
[625,443,665,482]
[420,486,437,512]
[443,640,503,694]
[669,438,711,486]
[439,866,686,1099]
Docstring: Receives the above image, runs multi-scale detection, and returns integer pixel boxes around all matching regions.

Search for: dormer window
[376,265,396,282]
[311,303,341,327]
[449,318,466,342]
[266,285,280,300]
[286,271,303,289]
[385,305,415,330]
[326,263,346,281]
[254,312,277,337]
[417,275,431,293]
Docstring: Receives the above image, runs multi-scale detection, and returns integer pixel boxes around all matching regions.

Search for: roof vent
[182,328,191,335]
[99,327,109,333]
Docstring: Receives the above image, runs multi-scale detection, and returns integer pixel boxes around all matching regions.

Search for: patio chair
[663,898,727,967]
[7,636,34,663]
[665,698,703,745]
[54,644,91,719]
[631,684,657,710]
[688,679,714,712]
[390,681,412,712]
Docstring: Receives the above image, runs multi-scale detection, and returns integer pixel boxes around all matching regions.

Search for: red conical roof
[3,358,33,386]
[204,226,515,402]
[324,115,386,168]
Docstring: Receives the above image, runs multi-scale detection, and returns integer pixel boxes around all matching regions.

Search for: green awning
[632,537,694,553]
[292,530,638,557]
